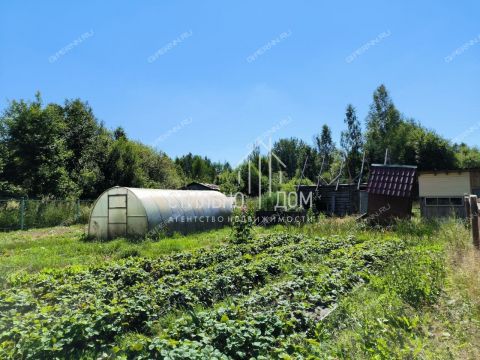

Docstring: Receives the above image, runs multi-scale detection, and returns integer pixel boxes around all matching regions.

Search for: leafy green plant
[0,218,458,359]
[0,227,414,359]
[231,204,255,244]
[379,247,445,308]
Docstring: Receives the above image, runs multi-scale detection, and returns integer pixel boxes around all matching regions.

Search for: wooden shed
[297,183,367,216]
[419,169,480,218]
[366,164,417,221]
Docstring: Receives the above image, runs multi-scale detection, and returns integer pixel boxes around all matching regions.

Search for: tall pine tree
[315,124,335,172]
[365,85,401,163]
[341,104,363,180]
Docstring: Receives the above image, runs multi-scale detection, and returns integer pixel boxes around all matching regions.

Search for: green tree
[454,143,480,169]
[388,119,418,166]
[238,162,268,196]
[365,84,401,163]
[266,138,319,186]
[295,141,317,182]
[104,139,184,191]
[233,145,270,196]
[217,169,239,194]
[340,104,363,180]
[135,143,183,189]
[113,126,127,140]
[1,93,76,197]
[63,99,111,198]
[175,153,228,184]
[392,120,456,170]
[103,137,143,188]
[413,129,456,170]
[0,118,21,196]
[315,125,335,172]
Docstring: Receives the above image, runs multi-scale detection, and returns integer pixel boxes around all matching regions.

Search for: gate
[108,194,127,239]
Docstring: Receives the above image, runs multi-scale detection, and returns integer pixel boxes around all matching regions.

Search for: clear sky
[1,1,479,166]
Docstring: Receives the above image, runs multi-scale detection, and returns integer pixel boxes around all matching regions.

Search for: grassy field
[0,225,231,286]
[0,217,374,285]
[0,217,479,358]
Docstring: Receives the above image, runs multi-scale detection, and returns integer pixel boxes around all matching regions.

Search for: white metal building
[88,186,234,240]
[419,169,480,218]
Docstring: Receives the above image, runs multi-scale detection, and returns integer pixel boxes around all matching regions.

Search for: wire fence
[0,199,94,231]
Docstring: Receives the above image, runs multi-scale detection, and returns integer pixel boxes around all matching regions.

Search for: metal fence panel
[0,199,94,231]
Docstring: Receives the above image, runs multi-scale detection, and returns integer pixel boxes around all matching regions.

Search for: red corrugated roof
[367,164,417,198]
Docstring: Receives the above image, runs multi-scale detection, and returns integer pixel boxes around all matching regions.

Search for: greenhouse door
[108,194,127,239]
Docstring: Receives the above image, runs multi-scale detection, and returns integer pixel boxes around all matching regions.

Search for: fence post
[470,195,479,248]
[465,195,471,221]
[76,200,80,223]
[20,197,25,230]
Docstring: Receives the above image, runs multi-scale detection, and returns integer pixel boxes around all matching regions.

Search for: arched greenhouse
[88,186,234,240]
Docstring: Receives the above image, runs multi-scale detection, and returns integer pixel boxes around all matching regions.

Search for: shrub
[231,204,255,244]
[0,200,20,229]
[116,248,141,259]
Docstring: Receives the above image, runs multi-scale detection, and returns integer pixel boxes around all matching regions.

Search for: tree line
[1,85,479,199]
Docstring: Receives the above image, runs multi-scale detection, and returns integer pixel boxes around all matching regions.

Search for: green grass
[298,218,480,359]
[0,220,408,358]
[0,216,373,286]
[1,217,480,358]
[0,215,439,287]
[0,225,231,286]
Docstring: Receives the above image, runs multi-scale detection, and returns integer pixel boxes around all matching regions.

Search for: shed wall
[297,185,364,216]
[419,199,465,219]
[469,171,480,195]
[419,173,470,197]
[367,193,412,220]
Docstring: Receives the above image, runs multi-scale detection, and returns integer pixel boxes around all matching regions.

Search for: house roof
[367,164,417,198]
[184,182,220,191]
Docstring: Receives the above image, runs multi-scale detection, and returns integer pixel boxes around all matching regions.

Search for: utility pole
[358,150,366,190]
[248,161,251,195]
[258,155,262,208]
[268,138,272,195]
[297,155,309,191]
[315,155,325,192]
[336,157,345,191]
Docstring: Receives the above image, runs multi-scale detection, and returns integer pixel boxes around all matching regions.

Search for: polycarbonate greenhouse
[88,186,234,240]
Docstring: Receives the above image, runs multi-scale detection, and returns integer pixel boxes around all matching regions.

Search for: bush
[259,192,282,211]
[0,200,20,230]
[116,248,141,259]
[231,204,255,244]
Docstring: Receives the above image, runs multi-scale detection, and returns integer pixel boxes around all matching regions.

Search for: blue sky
[1,1,479,165]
